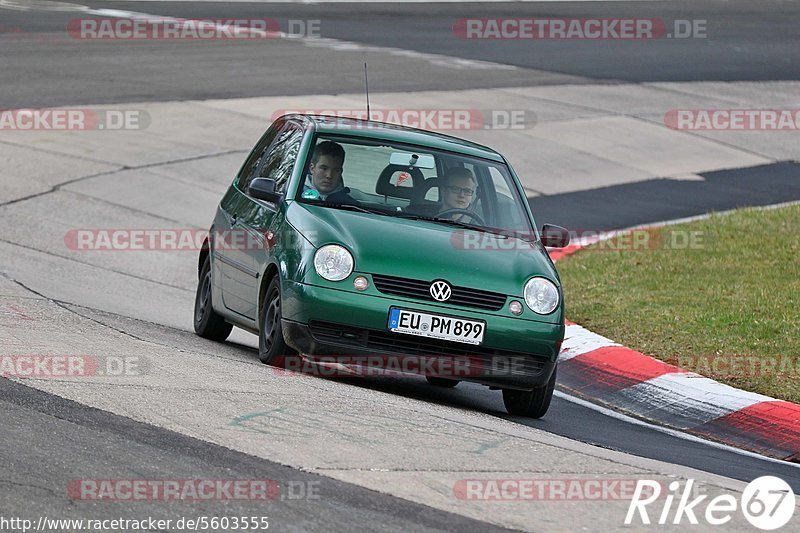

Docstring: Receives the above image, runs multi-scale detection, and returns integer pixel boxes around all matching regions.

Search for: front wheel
[258,277,296,365]
[193,255,233,342]
[502,366,557,418]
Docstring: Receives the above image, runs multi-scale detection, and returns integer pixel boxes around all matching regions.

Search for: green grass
[557,204,800,403]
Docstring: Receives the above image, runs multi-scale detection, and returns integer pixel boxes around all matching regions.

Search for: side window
[487,165,526,230]
[238,121,283,192]
[253,123,303,194]
[488,166,512,198]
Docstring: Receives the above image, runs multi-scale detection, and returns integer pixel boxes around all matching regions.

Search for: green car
[193,114,570,417]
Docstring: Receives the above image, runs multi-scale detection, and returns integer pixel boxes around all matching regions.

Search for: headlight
[314,244,354,281]
[523,277,559,315]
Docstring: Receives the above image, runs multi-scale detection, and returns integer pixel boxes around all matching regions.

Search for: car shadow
[250,350,558,427]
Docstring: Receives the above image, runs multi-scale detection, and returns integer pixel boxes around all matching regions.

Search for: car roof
[283,114,506,163]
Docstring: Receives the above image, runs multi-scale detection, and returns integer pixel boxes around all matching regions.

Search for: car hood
[286,202,559,296]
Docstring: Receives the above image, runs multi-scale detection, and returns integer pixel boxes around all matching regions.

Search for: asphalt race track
[1,1,799,531]
[2,0,800,107]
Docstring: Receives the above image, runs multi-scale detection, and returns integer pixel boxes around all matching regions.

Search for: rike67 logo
[626,477,795,530]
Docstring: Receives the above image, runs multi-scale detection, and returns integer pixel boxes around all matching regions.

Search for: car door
[219,120,304,320]
[215,119,283,319]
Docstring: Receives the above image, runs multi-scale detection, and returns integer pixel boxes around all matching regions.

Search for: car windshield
[295,134,535,237]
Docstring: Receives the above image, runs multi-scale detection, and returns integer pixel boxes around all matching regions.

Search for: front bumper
[281,280,562,390]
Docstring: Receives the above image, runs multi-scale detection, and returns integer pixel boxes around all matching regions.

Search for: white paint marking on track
[1,1,517,71]
[49,0,661,3]
[559,323,620,362]
[619,372,774,425]
[554,390,800,469]
[618,199,800,233]
[91,8,517,70]
[0,0,87,11]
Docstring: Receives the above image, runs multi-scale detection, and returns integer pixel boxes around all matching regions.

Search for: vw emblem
[429,280,452,302]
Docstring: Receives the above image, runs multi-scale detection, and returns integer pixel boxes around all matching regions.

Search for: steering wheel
[437,208,485,226]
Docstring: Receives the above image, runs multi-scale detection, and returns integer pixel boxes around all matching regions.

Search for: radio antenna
[364,62,371,120]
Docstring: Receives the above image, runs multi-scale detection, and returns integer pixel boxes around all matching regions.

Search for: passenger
[303,141,359,204]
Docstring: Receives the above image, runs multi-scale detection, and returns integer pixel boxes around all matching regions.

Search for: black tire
[258,277,296,365]
[193,255,233,342]
[426,376,459,388]
[502,366,557,418]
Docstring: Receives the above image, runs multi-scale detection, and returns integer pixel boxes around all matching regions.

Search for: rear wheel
[426,377,459,388]
[502,366,557,418]
[258,277,296,365]
[193,255,233,342]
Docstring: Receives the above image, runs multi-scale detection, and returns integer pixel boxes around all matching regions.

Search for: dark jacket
[325,187,359,205]
[302,175,360,205]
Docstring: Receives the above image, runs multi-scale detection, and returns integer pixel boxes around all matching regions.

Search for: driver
[438,167,478,222]
[302,140,359,204]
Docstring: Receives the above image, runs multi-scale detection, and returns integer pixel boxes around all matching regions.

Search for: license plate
[388,308,485,345]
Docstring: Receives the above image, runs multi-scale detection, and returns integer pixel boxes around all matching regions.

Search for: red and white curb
[556,322,800,462]
[550,207,800,463]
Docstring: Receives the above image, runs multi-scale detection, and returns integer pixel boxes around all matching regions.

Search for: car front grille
[371,273,507,311]
[308,320,549,379]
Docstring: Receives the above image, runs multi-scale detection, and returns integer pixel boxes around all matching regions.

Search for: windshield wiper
[395,213,492,233]
[313,201,389,216]
[396,213,537,242]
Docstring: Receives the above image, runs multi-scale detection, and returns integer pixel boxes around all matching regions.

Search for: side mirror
[540,224,570,248]
[248,178,283,203]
